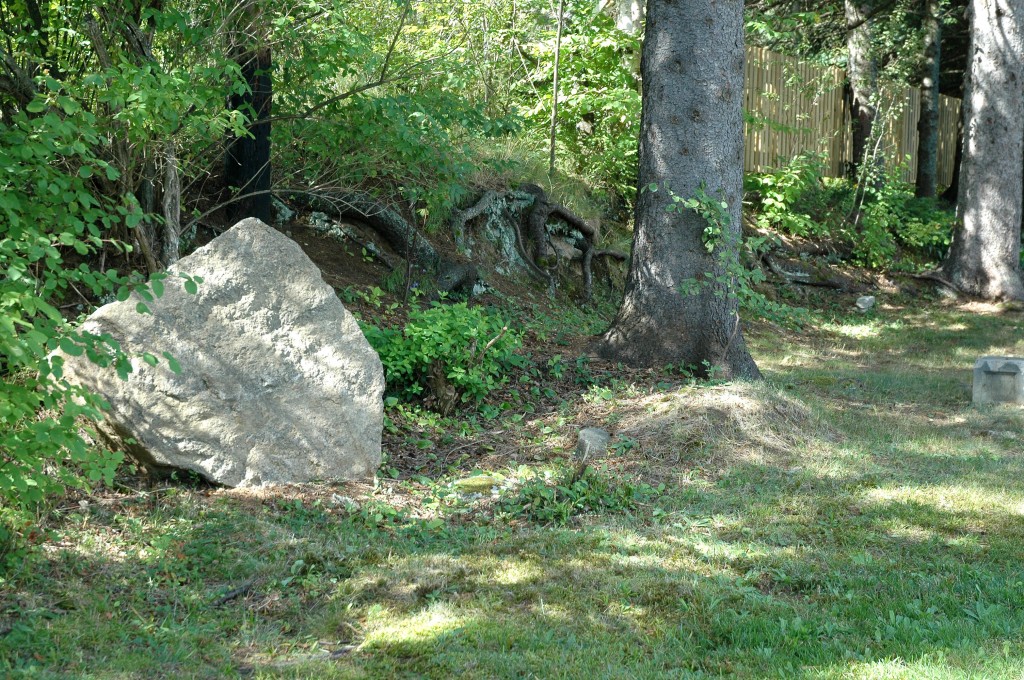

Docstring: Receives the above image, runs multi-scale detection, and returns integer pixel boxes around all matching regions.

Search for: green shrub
[0,103,135,559]
[746,154,954,269]
[362,302,522,406]
[496,465,662,525]
[745,152,832,238]
[849,171,954,268]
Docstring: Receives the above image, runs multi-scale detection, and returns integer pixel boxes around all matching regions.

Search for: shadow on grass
[5,307,1024,678]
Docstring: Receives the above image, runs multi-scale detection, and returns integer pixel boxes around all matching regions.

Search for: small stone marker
[973,357,1024,405]
[575,427,611,461]
[855,295,875,312]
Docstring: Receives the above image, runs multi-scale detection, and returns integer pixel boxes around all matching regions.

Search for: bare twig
[212,580,257,607]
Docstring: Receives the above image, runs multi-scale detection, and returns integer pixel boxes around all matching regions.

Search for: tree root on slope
[285,190,478,299]
[454,184,626,302]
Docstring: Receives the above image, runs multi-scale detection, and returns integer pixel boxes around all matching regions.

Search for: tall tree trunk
[614,0,644,81]
[940,104,964,203]
[915,0,941,198]
[225,39,272,224]
[845,0,879,180]
[594,0,760,380]
[614,0,644,35]
[941,0,1024,301]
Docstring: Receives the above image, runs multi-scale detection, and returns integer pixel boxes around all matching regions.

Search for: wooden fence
[743,46,961,186]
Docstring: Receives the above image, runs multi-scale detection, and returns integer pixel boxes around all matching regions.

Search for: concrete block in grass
[973,357,1024,405]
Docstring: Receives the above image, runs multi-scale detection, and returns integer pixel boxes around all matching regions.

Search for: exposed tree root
[285,190,478,298]
[455,184,625,302]
[285,184,627,304]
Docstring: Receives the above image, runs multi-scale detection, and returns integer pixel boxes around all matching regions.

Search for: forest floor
[4,226,1024,678]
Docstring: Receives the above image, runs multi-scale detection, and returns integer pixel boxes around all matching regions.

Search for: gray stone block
[973,357,1024,405]
[575,427,611,461]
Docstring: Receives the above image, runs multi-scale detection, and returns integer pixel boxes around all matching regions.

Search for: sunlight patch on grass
[362,601,465,648]
[863,484,1023,513]
[824,321,882,339]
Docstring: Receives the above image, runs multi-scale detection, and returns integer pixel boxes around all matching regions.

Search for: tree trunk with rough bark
[845,0,879,180]
[594,0,760,380]
[941,0,1024,300]
[225,40,272,224]
[915,0,941,198]
[614,0,644,35]
[940,107,964,203]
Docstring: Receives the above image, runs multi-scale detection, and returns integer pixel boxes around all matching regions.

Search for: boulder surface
[62,218,383,487]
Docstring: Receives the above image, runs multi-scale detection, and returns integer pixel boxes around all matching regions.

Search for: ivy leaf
[162,351,181,374]
[58,337,84,356]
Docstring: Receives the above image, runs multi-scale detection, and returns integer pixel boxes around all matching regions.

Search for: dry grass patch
[605,381,838,473]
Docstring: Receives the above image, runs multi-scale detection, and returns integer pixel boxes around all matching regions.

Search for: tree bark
[594,0,760,380]
[915,0,941,198]
[940,0,1024,300]
[225,39,272,224]
[845,0,879,180]
[940,105,964,203]
[614,0,645,35]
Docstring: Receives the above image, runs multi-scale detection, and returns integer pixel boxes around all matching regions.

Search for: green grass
[4,301,1024,678]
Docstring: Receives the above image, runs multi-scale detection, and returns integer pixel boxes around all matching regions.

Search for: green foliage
[849,176,954,268]
[746,154,955,269]
[0,102,132,550]
[0,2,249,548]
[663,183,732,253]
[362,302,522,406]
[523,4,642,201]
[496,465,662,525]
[745,152,831,238]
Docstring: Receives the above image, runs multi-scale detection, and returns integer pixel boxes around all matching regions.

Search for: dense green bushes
[362,303,522,406]
[0,102,126,560]
[745,152,955,268]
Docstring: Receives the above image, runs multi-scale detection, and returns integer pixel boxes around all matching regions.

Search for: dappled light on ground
[6,302,1024,678]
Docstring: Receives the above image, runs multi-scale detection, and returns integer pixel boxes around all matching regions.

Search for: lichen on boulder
[60,218,384,487]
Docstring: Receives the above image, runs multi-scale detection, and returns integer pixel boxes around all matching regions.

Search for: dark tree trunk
[940,106,964,203]
[940,0,1024,301]
[594,0,760,380]
[915,0,941,198]
[225,46,272,224]
[845,0,879,180]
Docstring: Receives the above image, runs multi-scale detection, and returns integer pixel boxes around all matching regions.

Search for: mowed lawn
[3,300,1024,679]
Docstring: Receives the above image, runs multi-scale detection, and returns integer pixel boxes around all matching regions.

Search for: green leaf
[162,351,181,374]
[142,352,158,367]
[184,280,198,295]
[58,337,84,356]
[136,302,150,315]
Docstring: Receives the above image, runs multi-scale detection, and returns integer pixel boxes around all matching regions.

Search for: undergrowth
[745,151,955,269]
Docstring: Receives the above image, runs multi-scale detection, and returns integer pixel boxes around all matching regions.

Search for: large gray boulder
[61,218,384,487]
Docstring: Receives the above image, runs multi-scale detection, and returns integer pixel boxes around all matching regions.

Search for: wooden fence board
[743,46,961,188]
